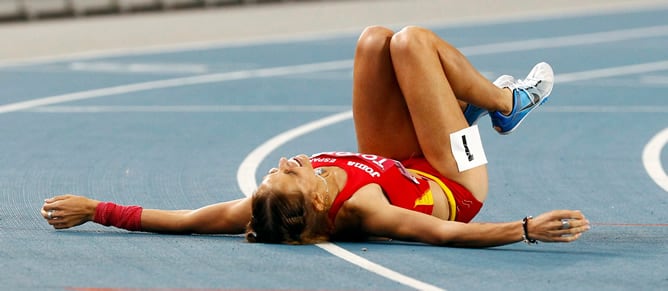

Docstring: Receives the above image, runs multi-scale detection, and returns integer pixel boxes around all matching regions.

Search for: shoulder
[340,183,390,216]
[330,183,390,238]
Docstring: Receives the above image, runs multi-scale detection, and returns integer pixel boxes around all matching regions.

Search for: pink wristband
[93,202,143,231]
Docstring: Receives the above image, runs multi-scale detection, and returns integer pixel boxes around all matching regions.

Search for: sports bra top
[308,152,434,223]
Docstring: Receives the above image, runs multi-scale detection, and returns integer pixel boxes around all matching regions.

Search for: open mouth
[288,157,303,167]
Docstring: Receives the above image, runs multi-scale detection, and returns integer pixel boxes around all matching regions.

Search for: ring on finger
[47,210,54,220]
[561,219,570,229]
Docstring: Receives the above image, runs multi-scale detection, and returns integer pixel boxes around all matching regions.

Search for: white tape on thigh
[449,124,488,172]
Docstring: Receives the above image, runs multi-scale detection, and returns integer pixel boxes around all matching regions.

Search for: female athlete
[41,25,590,248]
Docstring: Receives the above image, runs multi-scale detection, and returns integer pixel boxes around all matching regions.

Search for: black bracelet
[522,216,538,245]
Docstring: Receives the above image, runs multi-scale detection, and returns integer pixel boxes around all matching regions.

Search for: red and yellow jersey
[309,152,434,223]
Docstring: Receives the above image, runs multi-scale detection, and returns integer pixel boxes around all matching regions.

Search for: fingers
[44,194,70,203]
[548,223,590,237]
[41,196,69,227]
[549,233,582,243]
[51,221,72,229]
[41,209,77,229]
[547,209,586,220]
[42,194,80,211]
[41,208,63,228]
[531,210,591,243]
[42,202,57,211]
[40,208,49,220]
[550,216,589,231]
[41,208,61,221]
[40,194,94,230]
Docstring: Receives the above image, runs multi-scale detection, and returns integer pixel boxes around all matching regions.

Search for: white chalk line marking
[25,105,351,113]
[642,128,668,192]
[234,61,668,289]
[22,105,668,113]
[0,60,353,114]
[461,25,668,55]
[0,26,667,291]
[556,60,668,83]
[2,25,667,114]
[233,61,668,289]
[235,111,443,291]
[558,64,668,192]
[556,63,668,194]
[69,61,210,75]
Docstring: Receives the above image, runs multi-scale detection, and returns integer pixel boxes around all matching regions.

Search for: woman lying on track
[40,25,589,248]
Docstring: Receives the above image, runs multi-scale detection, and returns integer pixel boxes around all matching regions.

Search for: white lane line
[234,60,668,289]
[2,24,668,113]
[236,111,352,195]
[557,59,668,194]
[643,128,668,192]
[317,243,444,291]
[236,110,444,291]
[0,60,352,114]
[23,105,668,113]
[69,62,210,75]
[542,106,668,113]
[0,27,665,291]
[25,105,351,113]
[461,25,668,55]
[556,60,668,83]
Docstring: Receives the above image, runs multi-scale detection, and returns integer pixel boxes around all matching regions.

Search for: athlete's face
[250,155,329,244]
[259,155,321,201]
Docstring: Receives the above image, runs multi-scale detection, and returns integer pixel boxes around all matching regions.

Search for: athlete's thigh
[353,87,422,160]
[352,27,422,160]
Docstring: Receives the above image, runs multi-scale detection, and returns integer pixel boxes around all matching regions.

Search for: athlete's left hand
[527,210,590,243]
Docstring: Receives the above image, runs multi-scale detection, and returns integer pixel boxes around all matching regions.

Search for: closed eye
[285,169,299,176]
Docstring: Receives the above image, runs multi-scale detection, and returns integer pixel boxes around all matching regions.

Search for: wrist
[522,216,537,245]
[93,201,143,231]
[88,199,101,222]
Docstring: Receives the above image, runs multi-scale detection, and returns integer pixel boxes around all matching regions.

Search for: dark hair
[246,186,308,244]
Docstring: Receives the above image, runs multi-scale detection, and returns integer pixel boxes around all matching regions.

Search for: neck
[311,169,335,236]
[315,172,330,206]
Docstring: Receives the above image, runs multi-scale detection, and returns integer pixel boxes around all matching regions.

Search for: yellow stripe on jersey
[407,169,457,221]
[414,189,434,207]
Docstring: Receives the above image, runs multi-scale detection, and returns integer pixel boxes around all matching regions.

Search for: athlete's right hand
[41,194,100,229]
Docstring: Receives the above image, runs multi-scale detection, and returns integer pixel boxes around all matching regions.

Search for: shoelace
[513,78,540,90]
[515,80,543,109]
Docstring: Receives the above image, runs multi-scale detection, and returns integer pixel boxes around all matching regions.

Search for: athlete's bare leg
[352,26,423,160]
[389,25,515,199]
[353,26,514,200]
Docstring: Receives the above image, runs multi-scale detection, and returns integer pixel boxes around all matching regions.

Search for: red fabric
[309,152,433,223]
[401,158,483,223]
[93,202,143,231]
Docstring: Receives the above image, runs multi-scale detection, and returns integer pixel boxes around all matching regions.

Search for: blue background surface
[0,5,667,291]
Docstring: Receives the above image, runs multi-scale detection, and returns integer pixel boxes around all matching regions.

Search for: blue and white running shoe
[490,62,554,135]
[463,75,515,125]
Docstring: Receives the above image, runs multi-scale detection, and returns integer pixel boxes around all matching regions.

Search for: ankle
[499,88,513,115]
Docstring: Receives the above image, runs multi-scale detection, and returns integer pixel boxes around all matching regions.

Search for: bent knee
[356,26,394,54]
[390,26,434,53]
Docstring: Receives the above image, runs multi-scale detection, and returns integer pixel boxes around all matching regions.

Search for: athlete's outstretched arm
[41,194,251,234]
[361,204,589,248]
[352,186,589,248]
